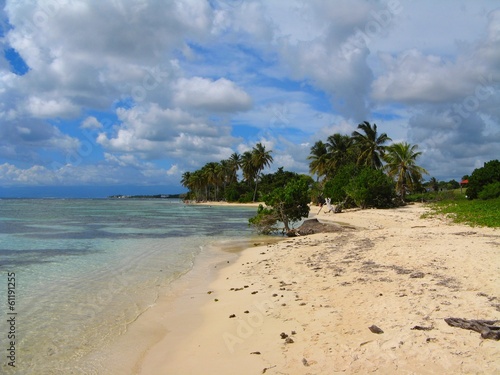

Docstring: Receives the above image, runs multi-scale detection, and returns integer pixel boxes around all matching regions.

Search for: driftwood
[444,318,500,340]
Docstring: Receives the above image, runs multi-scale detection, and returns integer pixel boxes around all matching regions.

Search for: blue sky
[0,0,499,197]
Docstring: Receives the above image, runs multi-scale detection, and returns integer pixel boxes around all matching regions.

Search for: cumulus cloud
[173,77,252,112]
[0,0,498,190]
[97,103,238,164]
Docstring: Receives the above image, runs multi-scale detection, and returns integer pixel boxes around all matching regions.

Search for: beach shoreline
[132,203,499,374]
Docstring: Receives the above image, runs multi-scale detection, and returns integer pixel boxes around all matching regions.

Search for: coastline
[133,203,499,374]
[184,200,264,208]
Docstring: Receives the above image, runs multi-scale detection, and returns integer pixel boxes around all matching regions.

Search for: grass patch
[424,196,500,228]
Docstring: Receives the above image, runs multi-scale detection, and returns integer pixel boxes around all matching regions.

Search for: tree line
[180,122,499,234]
[181,121,432,207]
[181,142,273,203]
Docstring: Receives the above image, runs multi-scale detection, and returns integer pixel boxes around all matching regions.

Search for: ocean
[0,199,259,374]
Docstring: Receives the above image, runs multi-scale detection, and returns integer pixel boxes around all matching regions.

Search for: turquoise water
[0,199,257,374]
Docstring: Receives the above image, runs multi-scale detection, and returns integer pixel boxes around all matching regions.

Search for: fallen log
[444,318,500,340]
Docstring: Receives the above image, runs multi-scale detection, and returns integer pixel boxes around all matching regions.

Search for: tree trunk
[253,177,258,202]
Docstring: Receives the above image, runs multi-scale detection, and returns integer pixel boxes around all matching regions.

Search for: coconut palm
[325,133,355,177]
[181,171,191,190]
[307,140,329,181]
[384,142,428,199]
[201,162,221,200]
[186,170,204,201]
[251,142,273,202]
[240,151,256,184]
[352,121,391,169]
[227,152,241,184]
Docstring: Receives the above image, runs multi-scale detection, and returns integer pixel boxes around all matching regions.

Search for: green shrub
[323,164,359,204]
[478,181,500,200]
[466,159,500,199]
[344,167,395,208]
[249,177,311,233]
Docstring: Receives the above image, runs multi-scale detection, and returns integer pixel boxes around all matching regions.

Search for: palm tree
[352,121,391,169]
[307,140,329,181]
[251,142,273,202]
[227,152,241,184]
[187,170,204,201]
[325,133,355,177]
[384,142,428,199]
[240,151,256,185]
[181,171,191,190]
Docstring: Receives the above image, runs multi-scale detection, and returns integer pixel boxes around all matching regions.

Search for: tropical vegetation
[181,121,498,233]
[181,142,275,203]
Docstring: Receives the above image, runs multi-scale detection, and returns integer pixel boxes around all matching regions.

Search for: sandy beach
[135,203,499,375]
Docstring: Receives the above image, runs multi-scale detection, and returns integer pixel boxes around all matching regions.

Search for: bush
[248,204,279,234]
[478,181,500,200]
[238,191,254,203]
[406,190,458,203]
[466,160,500,199]
[344,167,395,208]
[249,177,311,233]
[323,164,359,204]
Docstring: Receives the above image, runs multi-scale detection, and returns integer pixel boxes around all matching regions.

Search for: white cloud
[174,77,252,112]
[97,103,238,164]
[81,116,102,129]
[0,0,499,191]
[24,96,80,118]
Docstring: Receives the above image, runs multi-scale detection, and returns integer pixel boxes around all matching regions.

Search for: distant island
[108,194,184,199]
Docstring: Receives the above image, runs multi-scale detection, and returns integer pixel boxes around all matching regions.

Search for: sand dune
[137,203,499,374]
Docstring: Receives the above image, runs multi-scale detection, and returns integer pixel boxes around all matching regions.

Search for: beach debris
[280,332,288,339]
[207,290,213,294]
[262,365,276,374]
[302,358,310,366]
[214,299,219,302]
[285,337,294,344]
[410,272,425,278]
[291,330,296,335]
[444,318,500,340]
[368,325,384,334]
[229,314,236,318]
[411,325,433,331]
[250,351,261,355]
[251,291,258,294]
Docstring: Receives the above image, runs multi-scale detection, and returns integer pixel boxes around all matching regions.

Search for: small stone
[280,332,288,339]
[285,337,294,344]
[368,325,384,334]
[229,314,236,318]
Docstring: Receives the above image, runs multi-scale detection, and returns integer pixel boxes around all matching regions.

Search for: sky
[0,0,499,197]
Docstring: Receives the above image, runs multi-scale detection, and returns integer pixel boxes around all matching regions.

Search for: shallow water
[0,199,258,374]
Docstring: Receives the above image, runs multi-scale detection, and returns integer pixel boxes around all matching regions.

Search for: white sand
[133,203,499,374]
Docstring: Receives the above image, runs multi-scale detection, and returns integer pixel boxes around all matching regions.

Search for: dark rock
[295,219,343,236]
[368,325,384,334]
